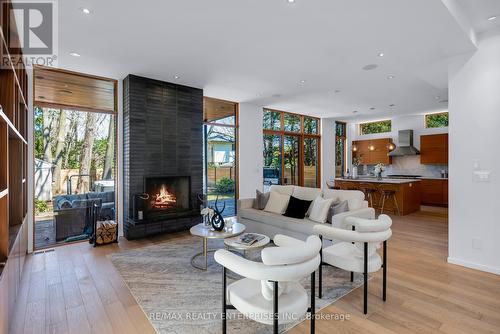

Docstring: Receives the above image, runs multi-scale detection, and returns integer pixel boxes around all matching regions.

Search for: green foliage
[426,112,448,128]
[91,138,108,171]
[34,199,49,215]
[215,177,235,194]
[284,114,300,132]
[304,117,318,134]
[360,120,392,135]
[263,110,281,130]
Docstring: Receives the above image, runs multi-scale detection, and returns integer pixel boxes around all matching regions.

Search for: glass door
[283,135,300,185]
[263,134,282,192]
[303,137,319,187]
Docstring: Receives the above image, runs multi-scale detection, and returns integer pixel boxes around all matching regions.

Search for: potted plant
[374,163,385,180]
[352,155,363,179]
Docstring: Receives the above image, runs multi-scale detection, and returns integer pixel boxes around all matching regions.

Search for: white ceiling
[54,0,498,118]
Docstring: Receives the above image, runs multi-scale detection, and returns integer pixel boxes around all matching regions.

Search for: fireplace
[144,176,191,219]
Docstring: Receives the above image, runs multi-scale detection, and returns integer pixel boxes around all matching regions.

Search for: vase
[376,172,383,180]
[352,167,358,179]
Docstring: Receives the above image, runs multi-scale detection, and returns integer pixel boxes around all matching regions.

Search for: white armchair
[214,234,322,334]
[313,214,392,314]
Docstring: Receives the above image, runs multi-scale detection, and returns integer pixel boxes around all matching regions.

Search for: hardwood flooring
[10,207,500,334]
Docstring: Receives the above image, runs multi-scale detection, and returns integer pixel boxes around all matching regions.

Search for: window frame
[262,108,321,188]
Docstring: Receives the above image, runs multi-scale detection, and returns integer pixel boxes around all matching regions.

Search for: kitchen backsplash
[357,155,447,178]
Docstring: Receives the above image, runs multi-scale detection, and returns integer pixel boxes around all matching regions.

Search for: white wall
[448,33,500,275]
[238,103,263,199]
[321,118,335,185]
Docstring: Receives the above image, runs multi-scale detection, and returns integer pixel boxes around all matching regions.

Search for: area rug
[109,234,364,334]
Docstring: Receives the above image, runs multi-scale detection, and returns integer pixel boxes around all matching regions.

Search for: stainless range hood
[388,130,420,156]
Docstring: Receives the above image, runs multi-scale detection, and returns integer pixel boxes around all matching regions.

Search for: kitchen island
[335,177,421,216]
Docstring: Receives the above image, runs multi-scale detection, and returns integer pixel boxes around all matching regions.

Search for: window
[262,109,321,189]
[359,120,392,135]
[263,109,281,131]
[304,117,319,134]
[284,113,301,132]
[335,122,346,177]
[204,97,238,218]
[425,112,448,128]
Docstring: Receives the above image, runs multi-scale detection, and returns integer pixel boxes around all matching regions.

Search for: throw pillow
[253,190,270,210]
[327,200,349,223]
[308,196,335,223]
[264,191,291,214]
[283,196,313,219]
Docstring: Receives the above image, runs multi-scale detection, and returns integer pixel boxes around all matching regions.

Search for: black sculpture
[210,195,226,231]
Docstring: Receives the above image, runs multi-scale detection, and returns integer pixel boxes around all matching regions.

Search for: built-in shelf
[0,189,7,199]
[0,110,27,145]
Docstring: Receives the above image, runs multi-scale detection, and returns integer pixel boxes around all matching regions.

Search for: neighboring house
[34,159,55,201]
[207,133,235,165]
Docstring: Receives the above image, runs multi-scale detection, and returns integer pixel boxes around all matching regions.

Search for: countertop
[335,177,421,184]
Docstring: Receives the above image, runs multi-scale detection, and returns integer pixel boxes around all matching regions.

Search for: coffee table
[224,233,270,254]
[190,221,245,270]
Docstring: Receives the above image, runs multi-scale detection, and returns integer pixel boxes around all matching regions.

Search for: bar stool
[379,185,400,215]
[359,183,377,208]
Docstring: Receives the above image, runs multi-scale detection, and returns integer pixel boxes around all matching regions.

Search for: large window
[204,97,238,217]
[425,112,448,128]
[335,122,347,177]
[359,120,392,135]
[263,109,321,189]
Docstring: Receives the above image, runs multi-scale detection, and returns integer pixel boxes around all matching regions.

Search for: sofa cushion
[309,196,335,223]
[292,186,322,201]
[347,198,363,211]
[323,189,365,203]
[264,191,290,214]
[283,196,312,219]
[269,185,295,196]
[253,190,270,210]
[327,200,349,223]
[239,208,319,236]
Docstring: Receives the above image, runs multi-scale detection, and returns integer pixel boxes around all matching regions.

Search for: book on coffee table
[235,233,265,246]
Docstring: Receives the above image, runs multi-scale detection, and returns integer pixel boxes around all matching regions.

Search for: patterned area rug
[109,234,364,334]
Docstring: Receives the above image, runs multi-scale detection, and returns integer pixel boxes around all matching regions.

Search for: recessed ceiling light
[80,7,91,14]
[334,89,341,93]
[362,64,378,71]
[286,0,295,3]
[352,110,358,114]
[389,104,396,107]
[387,75,395,79]
[69,52,81,57]
[378,52,385,57]
[487,15,497,21]
[370,107,376,110]
[173,75,180,79]
[434,96,441,100]
[299,79,306,84]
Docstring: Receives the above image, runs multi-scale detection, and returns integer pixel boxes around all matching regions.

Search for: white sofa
[238,185,375,241]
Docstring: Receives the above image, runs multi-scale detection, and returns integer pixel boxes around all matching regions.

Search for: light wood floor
[10,207,500,334]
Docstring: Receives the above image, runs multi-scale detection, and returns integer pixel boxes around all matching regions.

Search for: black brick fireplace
[123,75,203,239]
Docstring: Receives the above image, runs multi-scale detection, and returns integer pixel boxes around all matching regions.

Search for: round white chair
[214,234,322,334]
[313,214,392,314]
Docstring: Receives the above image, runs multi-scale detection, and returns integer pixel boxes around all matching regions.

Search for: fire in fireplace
[144,176,191,218]
[153,186,177,209]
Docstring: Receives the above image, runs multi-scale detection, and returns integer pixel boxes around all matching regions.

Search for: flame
[153,186,177,208]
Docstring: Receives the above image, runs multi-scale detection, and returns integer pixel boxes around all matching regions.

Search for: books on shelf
[235,233,265,246]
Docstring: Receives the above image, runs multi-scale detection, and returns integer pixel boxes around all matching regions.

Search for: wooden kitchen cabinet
[420,134,448,164]
[352,138,393,165]
[420,178,448,206]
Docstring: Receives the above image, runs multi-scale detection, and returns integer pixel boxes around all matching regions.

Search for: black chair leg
[310,271,315,334]
[364,242,368,315]
[318,236,323,299]
[222,267,227,334]
[274,281,278,334]
[383,240,387,301]
[350,272,354,282]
